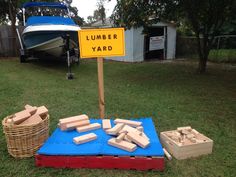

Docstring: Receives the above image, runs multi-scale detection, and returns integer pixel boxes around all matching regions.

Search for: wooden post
[97,57,105,118]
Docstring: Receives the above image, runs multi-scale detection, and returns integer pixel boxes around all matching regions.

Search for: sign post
[78,28,125,118]
[97,57,105,118]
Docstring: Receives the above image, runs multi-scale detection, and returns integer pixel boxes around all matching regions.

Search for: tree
[179,0,236,73]
[0,1,9,24]
[85,0,106,25]
[87,15,96,24]
[59,0,84,26]
[94,0,106,24]
[0,0,24,55]
[111,0,161,29]
[0,0,84,27]
[111,0,236,73]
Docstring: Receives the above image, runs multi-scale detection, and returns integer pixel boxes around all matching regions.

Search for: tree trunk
[198,57,207,73]
[196,33,209,73]
[8,1,17,56]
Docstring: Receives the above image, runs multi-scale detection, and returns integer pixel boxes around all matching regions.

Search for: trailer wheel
[20,55,26,63]
[76,57,80,66]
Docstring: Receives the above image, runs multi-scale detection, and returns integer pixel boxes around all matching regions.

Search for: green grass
[209,49,236,63]
[0,58,235,177]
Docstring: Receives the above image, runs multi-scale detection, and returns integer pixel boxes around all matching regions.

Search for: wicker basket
[2,114,49,158]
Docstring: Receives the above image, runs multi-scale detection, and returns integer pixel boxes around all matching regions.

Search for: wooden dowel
[97,57,105,118]
[163,148,172,160]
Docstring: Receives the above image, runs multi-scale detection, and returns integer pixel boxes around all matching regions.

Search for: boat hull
[22,25,80,57]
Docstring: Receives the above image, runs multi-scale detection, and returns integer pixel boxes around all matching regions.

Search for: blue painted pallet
[37,118,164,156]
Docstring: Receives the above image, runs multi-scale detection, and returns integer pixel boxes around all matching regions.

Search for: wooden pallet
[35,154,164,171]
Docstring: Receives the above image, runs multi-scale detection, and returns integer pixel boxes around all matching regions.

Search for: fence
[0,25,24,57]
[176,35,236,62]
[176,36,199,58]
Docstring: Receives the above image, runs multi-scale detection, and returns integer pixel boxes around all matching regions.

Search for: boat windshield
[25,6,69,19]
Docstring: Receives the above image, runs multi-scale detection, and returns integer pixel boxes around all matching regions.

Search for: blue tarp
[37,118,164,157]
[22,2,67,9]
[26,16,76,26]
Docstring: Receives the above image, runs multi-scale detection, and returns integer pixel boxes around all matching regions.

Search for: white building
[90,19,176,62]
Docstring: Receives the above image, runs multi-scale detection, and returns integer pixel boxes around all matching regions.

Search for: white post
[22,8,25,26]
[67,7,71,18]
[163,26,166,60]
[16,28,23,50]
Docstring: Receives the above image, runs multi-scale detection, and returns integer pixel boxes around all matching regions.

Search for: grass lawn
[209,49,236,63]
[0,58,235,177]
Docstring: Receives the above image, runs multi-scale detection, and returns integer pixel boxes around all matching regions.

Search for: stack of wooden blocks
[160,126,213,160]
[58,114,101,144]
[60,117,151,152]
[104,119,150,152]
[5,104,48,126]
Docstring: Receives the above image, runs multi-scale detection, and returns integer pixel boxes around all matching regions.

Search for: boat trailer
[16,28,76,80]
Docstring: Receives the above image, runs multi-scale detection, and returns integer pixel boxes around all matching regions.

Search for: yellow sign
[78,28,125,58]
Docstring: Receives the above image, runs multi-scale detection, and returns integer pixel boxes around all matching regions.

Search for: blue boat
[19,2,81,61]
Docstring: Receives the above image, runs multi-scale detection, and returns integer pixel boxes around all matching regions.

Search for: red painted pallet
[35,154,164,171]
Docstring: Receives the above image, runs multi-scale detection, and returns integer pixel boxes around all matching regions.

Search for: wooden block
[14,110,31,118]
[170,135,180,142]
[174,132,181,136]
[167,132,181,141]
[190,137,197,143]
[24,104,37,115]
[141,132,150,141]
[136,126,143,132]
[114,118,142,127]
[182,139,194,145]
[163,148,172,160]
[102,119,111,130]
[191,129,200,135]
[181,129,191,135]
[106,123,124,135]
[76,123,101,133]
[13,110,31,124]
[186,133,195,139]
[35,106,48,116]
[63,119,90,131]
[6,118,13,124]
[196,134,208,141]
[119,125,142,135]
[127,132,150,148]
[24,104,33,109]
[178,137,182,143]
[73,133,97,145]
[177,126,192,131]
[124,135,132,143]
[59,114,89,130]
[108,138,137,152]
[179,137,184,143]
[165,132,172,136]
[116,132,126,142]
[20,114,42,126]
[59,114,88,124]
[195,139,205,143]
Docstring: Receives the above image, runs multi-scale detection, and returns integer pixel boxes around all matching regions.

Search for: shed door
[144,27,167,60]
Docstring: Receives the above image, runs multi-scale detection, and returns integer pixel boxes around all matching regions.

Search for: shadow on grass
[27,57,67,70]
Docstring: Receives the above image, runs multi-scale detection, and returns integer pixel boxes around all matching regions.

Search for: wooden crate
[160,129,213,160]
